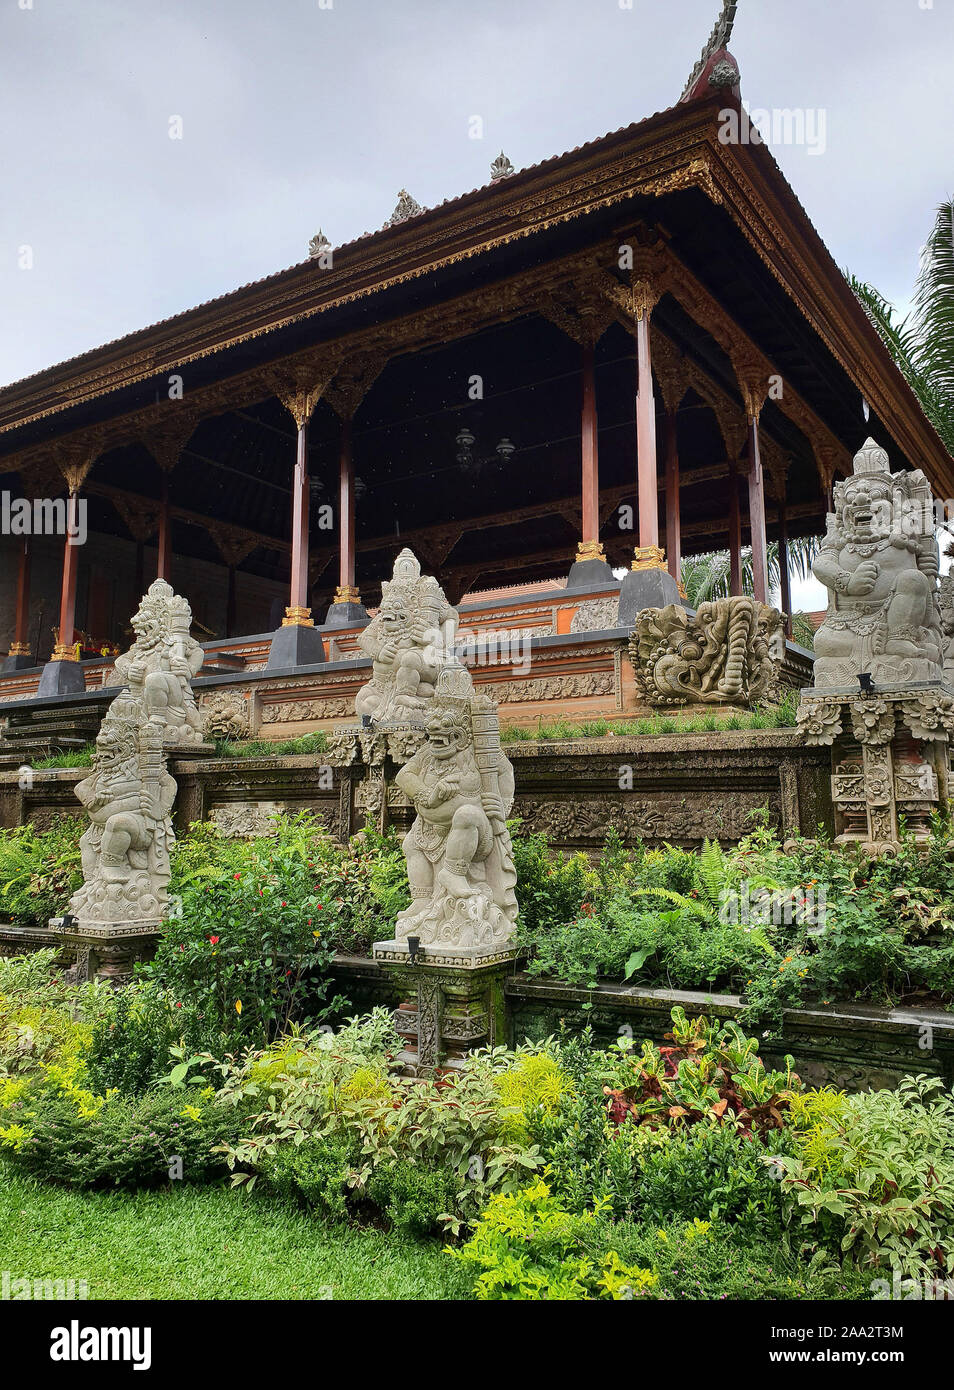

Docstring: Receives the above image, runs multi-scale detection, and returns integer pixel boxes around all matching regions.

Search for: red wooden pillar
[285,418,312,623]
[778,499,792,636]
[335,416,359,605]
[9,538,32,657]
[157,474,172,582]
[634,308,662,566]
[747,415,769,605]
[579,343,601,559]
[664,410,681,589]
[52,491,82,659]
[728,460,742,597]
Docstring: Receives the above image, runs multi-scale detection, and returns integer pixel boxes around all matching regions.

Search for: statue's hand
[379,638,399,664]
[481,792,504,821]
[170,658,191,678]
[847,560,879,596]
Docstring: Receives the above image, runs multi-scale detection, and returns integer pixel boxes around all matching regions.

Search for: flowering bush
[147,813,349,1044]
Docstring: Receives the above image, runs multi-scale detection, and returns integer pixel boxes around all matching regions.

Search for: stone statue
[65,581,202,938]
[939,574,954,685]
[69,699,177,926]
[812,439,944,688]
[114,580,205,745]
[630,597,783,706]
[355,549,457,724]
[392,663,517,951]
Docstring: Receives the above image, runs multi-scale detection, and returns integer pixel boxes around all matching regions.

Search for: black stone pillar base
[324,600,370,629]
[617,566,684,627]
[37,659,86,696]
[265,623,326,670]
[1,652,36,673]
[565,556,615,590]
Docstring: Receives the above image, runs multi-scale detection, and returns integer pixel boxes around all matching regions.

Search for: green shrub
[148,812,347,1045]
[777,1073,954,1284]
[449,1180,658,1300]
[0,818,83,925]
[85,983,220,1096]
[509,824,595,938]
[6,1084,241,1189]
[631,1122,789,1231]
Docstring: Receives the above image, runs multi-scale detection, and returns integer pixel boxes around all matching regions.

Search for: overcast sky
[2,0,952,604]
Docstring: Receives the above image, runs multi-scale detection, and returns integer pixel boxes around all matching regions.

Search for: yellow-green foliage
[338,1067,391,1103]
[493,1052,571,1142]
[788,1086,850,1132]
[450,1180,657,1301]
[0,992,102,1145]
[787,1087,851,1181]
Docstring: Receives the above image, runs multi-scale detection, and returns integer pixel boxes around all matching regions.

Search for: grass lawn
[0,1167,467,1301]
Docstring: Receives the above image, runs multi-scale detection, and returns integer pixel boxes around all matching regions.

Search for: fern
[697,839,731,912]
[627,886,714,923]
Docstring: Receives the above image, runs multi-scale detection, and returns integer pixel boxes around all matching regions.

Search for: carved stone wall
[0,730,832,851]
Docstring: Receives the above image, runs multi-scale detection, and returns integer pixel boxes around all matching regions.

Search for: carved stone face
[426,713,469,760]
[378,597,409,635]
[131,609,162,643]
[841,475,893,541]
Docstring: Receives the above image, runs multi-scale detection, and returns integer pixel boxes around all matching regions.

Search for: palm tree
[848,197,954,458]
[680,537,820,606]
[680,538,821,649]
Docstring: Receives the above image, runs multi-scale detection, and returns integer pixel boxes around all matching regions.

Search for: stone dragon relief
[630,597,783,706]
[391,663,518,953]
[812,438,944,688]
[64,581,205,940]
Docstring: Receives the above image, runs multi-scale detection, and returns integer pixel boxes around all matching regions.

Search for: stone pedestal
[37,658,86,696]
[265,622,326,669]
[798,682,953,853]
[324,599,370,629]
[617,565,684,626]
[51,918,161,984]
[565,555,615,591]
[1,651,36,673]
[372,940,518,1073]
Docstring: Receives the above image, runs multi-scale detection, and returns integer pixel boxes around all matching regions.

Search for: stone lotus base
[814,657,943,689]
[372,938,518,1072]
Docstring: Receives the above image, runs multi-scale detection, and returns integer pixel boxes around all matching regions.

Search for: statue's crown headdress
[852,437,890,477]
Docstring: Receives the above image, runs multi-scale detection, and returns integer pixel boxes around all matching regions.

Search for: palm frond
[913,197,954,401]
[680,538,821,610]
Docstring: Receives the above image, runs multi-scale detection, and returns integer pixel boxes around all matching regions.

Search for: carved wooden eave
[0,93,949,498]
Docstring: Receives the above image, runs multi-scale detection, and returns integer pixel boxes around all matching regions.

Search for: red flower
[174,1002,182,1009]
[233,872,241,880]
[281,900,287,907]
[209,935,220,945]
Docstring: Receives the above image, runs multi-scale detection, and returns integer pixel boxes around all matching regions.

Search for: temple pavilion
[1,5,951,734]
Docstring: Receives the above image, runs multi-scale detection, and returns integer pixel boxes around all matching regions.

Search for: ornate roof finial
[490,151,515,181]
[308,228,332,259]
[680,0,739,102]
[385,189,424,228]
